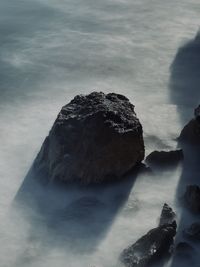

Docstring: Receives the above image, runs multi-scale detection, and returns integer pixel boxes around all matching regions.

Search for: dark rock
[121,205,177,267]
[145,150,183,167]
[183,185,200,213]
[34,92,144,184]
[183,222,200,241]
[159,203,176,226]
[179,105,200,145]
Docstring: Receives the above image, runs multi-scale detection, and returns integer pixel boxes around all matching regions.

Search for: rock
[121,205,177,267]
[34,92,144,184]
[183,185,200,213]
[159,203,176,226]
[179,105,200,145]
[194,105,200,122]
[145,150,183,167]
[183,222,200,241]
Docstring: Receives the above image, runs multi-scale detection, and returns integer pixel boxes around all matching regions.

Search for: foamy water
[0,0,200,266]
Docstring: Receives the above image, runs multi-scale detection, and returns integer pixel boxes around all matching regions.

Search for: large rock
[34,92,144,184]
[121,205,177,267]
[183,185,200,213]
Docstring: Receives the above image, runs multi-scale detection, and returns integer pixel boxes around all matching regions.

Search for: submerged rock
[183,222,200,241]
[145,149,183,167]
[121,205,176,267]
[183,185,200,213]
[34,92,144,184]
[159,203,176,226]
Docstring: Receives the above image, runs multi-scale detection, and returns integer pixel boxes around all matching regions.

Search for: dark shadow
[169,31,200,267]
[170,30,200,123]
[13,160,143,266]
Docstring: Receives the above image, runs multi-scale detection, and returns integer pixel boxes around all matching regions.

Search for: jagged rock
[183,222,200,240]
[121,205,177,267]
[34,92,144,184]
[183,185,200,213]
[159,203,176,226]
[179,105,200,145]
[145,150,183,167]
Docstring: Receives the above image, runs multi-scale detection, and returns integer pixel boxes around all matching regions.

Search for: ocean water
[0,0,200,266]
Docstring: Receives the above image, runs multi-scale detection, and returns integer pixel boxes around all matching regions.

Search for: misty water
[0,0,200,266]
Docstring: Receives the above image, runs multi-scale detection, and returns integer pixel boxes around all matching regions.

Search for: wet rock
[145,150,183,167]
[121,205,177,267]
[159,203,176,226]
[34,92,145,184]
[183,222,200,241]
[183,185,200,213]
[179,105,200,145]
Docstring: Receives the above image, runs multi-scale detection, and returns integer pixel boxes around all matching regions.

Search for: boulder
[121,205,176,267]
[34,92,145,184]
[145,150,183,168]
[183,222,200,241]
[183,185,200,213]
[159,203,176,226]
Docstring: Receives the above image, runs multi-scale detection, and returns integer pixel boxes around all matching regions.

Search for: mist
[0,0,200,266]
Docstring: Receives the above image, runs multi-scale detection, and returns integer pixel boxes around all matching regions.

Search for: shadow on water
[13,158,142,266]
[169,31,200,267]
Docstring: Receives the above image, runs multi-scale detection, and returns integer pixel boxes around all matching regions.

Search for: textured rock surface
[183,222,200,240]
[121,205,176,267]
[146,150,183,167]
[34,92,144,184]
[179,106,200,145]
[159,203,176,226]
[183,185,200,213]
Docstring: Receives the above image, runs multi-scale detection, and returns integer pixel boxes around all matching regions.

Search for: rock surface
[34,92,144,184]
[145,150,183,167]
[183,222,200,240]
[159,203,176,226]
[121,205,176,267]
[179,105,200,145]
[183,185,200,213]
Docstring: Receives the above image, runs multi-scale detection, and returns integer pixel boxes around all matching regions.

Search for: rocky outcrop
[159,203,176,226]
[183,222,200,241]
[121,205,176,267]
[145,150,183,168]
[183,185,200,213]
[179,105,200,145]
[34,92,144,184]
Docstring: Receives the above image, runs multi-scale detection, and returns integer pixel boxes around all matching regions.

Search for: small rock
[121,205,177,267]
[179,105,200,145]
[159,203,176,226]
[145,150,183,167]
[183,185,200,213]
